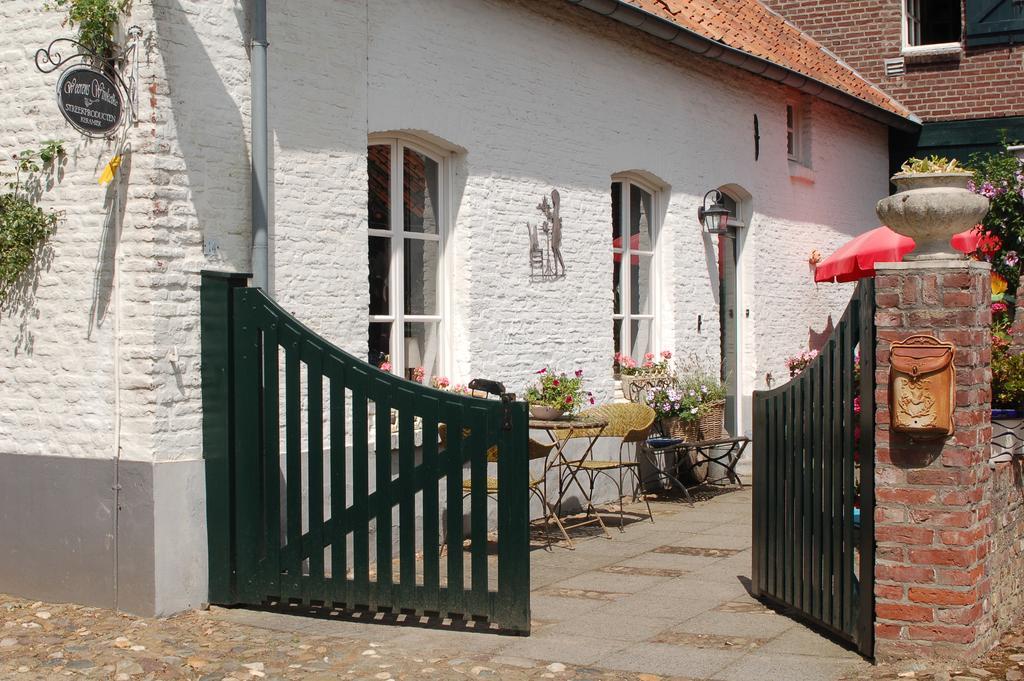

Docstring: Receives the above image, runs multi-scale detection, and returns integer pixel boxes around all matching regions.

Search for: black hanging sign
[55,66,123,137]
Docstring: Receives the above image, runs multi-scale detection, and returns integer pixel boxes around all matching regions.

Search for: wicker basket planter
[700,400,726,440]
[663,416,701,442]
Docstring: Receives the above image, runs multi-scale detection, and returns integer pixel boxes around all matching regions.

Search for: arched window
[612,175,661,364]
[367,136,448,383]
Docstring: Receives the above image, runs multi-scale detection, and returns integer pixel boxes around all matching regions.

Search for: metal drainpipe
[251,0,269,290]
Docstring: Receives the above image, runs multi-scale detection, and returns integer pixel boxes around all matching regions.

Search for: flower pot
[529,404,568,421]
[700,400,726,440]
[875,172,989,260]
[663,416,701,442]
[621,373,671,403]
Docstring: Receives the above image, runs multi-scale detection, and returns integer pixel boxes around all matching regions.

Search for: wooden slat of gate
[305,342,326,596]
[842,302,857,634]
[800,370,812,612]
[282,329,303,601]
[261,318,281,597]
[857,280,877,654]
[811,339,827,622]
[421,397,441,613]
[832,320,846,632]
[792,377,803,611]
[232,292,261,603]
[496,399,530,629]
[468,404,490,618]
[327,359,348,606]
[821,338,834,627]
[396,387,417,610]
[374,377,393,609]
[444,404,465,616]
[351,373,371,607]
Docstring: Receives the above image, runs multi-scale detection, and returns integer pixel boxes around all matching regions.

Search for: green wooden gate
[752,279,876,657]
[200,272,531,632]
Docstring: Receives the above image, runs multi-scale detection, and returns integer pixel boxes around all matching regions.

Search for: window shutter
[966,0,1024,47]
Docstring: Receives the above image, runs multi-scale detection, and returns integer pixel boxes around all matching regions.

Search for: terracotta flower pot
[876,172,989,260]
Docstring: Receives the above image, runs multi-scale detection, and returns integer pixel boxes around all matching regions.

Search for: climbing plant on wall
[44,0,132,60]
[0,143,64,302]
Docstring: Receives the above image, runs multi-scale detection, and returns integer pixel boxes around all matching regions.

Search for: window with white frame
[786,102,801,162]
[612,178,659,365]
[904,0,961,48]
[367,138,446,383]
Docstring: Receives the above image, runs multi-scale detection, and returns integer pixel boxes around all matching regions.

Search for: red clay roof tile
[625,0,912,119]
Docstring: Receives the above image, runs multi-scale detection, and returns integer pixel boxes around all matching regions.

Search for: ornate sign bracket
[34,27,143,138]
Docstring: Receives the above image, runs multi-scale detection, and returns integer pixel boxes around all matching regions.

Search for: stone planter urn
[875,172,989,260]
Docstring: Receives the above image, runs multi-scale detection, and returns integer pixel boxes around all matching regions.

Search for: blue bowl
[647,437,684,448]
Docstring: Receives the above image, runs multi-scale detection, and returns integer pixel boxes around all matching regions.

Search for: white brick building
[0,0,916,615]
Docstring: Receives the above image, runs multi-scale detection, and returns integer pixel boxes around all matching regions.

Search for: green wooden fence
[201,271,531,632]
[751,279,876,657]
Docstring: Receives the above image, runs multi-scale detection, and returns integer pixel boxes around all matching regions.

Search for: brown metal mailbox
[889,335,955,437]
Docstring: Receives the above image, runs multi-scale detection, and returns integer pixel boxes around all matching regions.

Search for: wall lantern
[698,189,731,237]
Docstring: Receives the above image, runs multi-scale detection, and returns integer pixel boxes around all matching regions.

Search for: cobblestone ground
[0,595,681,680]
[4,594,1024,681]
[842,632,1024,681]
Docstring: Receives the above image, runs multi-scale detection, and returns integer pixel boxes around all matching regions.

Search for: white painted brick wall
[1,0,888,469]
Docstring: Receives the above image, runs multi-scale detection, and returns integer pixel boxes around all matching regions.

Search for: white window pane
[404,322,440,384]
[631,253,653,315]
[368,236,390,315]
[404,238,439,316]
[368,321,392,370]
[613,256,623,315]
[404,148,439,235]
[369,145,391,232]
[630,319,653,360]
[611,182,623,242]
[630,184,654,251]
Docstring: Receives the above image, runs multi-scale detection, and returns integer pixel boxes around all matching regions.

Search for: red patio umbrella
[814,226,982,283]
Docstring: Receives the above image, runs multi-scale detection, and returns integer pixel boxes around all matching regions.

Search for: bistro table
[640,435,750,504]
[530,415,610,549]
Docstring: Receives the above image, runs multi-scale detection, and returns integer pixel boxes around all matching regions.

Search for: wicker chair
[554,403,657,528]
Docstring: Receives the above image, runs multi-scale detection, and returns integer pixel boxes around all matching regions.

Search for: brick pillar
[873,260,993,661]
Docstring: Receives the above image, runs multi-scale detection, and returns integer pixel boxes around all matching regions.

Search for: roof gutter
[567,0,921,132]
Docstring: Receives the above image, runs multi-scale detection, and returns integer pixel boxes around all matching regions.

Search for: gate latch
[468,378,515,431]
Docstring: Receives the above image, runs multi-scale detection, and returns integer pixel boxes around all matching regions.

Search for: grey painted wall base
[0,453,207,617]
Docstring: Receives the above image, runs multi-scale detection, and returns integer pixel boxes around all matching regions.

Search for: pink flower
[993,301,1009,316]
[380,361,392,372]
[575,369,583,378]
[644,353,655,361]
[660,350,672,360]
[536,368,547,374]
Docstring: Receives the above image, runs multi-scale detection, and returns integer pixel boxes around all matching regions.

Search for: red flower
[564,395,573,404]
[979,231,1003,256]
[536,368,547,374]
[552,379,560,386]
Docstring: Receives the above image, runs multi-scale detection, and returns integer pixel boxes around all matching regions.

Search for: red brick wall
[762,0,1024,122]
[873,261,995,660]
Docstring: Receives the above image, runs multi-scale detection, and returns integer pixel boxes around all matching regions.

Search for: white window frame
[367,134,451,382]
[611,174,662,365]
[902,0,962,54]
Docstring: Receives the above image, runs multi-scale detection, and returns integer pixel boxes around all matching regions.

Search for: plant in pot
[524,368,593,420]
[991,330,1024,462]
[677,366,728,440]
[644,380,702,442]
[876,156,990,260]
